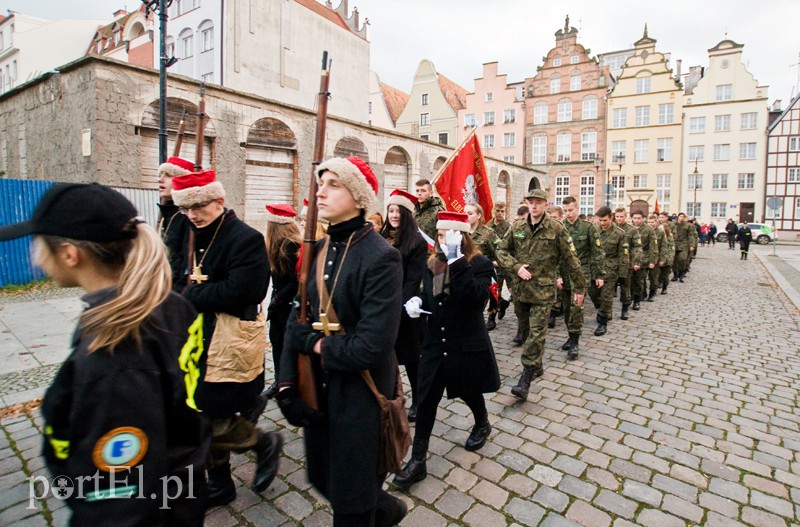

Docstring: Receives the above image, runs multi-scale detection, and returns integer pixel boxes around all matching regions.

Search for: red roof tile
[438,73,467,113]
[380,81,409,125]
[294,0,352,34]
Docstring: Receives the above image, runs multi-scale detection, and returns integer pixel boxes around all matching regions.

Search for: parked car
[716,223,776,244]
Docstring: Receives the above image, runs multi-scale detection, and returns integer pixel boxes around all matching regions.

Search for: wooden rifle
[172,108,187,157]
[296,51,331,410]
[194,83,207,171]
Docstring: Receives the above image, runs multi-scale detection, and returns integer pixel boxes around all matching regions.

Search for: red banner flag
[654,198,660,213]
[434,133,494,222]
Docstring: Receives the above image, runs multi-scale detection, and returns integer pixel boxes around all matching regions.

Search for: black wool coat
[280,221,402,514]
[158,201,190,288]
[393,235,428,365]
[175,209,270,419]
[417,254,501,402]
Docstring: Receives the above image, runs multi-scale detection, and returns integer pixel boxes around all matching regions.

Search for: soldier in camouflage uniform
[547,206,566,329]
[466,203,501,330]
[631,211,658,310]
[497,190,585,400]
[588,207,628,336]
[614,208,642,320]
[648,214,667,300]
[658,221,674,294]
[488,202,512,320]
[557,197,605,359]
[672,213,695,282]
[413,179,445,243]
[687,218,699,271]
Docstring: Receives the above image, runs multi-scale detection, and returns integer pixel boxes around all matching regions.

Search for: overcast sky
[7,0,800,103]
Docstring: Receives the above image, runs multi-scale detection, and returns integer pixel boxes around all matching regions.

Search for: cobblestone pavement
[2,245,800,526]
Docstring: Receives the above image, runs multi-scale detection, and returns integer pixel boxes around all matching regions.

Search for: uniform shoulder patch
[595,239,601,247]
[513,231,526,239]
[92,427,149,472]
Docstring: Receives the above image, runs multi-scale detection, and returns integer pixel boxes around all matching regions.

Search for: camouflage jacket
[414,196,445,242]
[674,221,694,251]
[653,226,668,264]
[563,218,606,281]
[469,223,500,263]
[665,233,675,266]
[636,224,659,266]
[488,219,511,240]
[618,222,643,269]
[598,224,629,276]
[497,214,586,304]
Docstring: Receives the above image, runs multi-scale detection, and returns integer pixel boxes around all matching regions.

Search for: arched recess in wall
[527,176,542,193]
[629,199,649,218]
[432,156,448,178]
[383,146,411,206]
[244,117,298,230]
[333,136,369,161]
[497,171,510,207]
[138,97,216,190]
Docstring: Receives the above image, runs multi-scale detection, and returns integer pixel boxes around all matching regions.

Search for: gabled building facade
[86,7,154,68]
[605,26,683,216]
[766,94,800,236]
[524,18,611,214]
[368,70,408,130]
[681,40,768,225]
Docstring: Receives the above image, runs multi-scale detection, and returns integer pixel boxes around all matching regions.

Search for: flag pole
[430,126,478,187]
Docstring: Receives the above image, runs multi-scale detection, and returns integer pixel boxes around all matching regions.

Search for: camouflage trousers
[659,264,672,289]
[648,266,661,295]
[558,287,583,333]
[516,302,550,368]
[674,250,689,274]
[589,271,617,320]
[619,267,634,306]
[632,268,648,301]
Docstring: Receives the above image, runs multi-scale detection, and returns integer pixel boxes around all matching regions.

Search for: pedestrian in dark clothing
[278,156,408,527]
[392,211,500,491]
[709,222,717,246]
[0,183,209,526]
[725,219,738,250]
[737,221,752,260]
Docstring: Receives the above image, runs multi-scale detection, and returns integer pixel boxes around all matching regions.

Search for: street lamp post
[143,0,177,165]
[595,157,624,208]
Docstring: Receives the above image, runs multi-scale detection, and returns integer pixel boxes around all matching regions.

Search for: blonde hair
[35,223,171,353]
[266,221,302,275]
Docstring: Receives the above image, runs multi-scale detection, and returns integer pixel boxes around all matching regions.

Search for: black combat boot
[253,431,283,492]
[464,420,492,452]
[392,456,427,490]
[679,272,685,283]
[744,252,748,260]
[561,335,574,350]
[547,310,557,328]
[206,463,236,509]
[661,285,668,295]
[594,314,608,336]
[511,366,536,399]
[647,291,656,302]
[566,332,580,360]
[498,298,510,320]
[620,305,630,320]
[512,330,524,346]
[407,400,418,423]
[486,313,497,331]
[671,272,679,282]
[632,295,641,310]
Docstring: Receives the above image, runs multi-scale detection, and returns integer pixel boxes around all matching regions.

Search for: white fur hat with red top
[265,203,297,224]
[387,188,418,213]
[316,156,379,211]
[436,211,470,233]
[158,156,194,178]
[171,170,226,208]
[300,198,309,217]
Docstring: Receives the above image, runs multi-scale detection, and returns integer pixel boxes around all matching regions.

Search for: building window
[633,139,649,163]
[553,56,562,67]
[687,202,702,217]
[632,175,648,188]
[611,175,626,209]
[485,92,493,102]
[789,137,800,151]
[484,111,495,125]
[531,136,547,164]
[176,0,184,16]
[0,31,4,50]
[503,133,516,147]
[570,72,581,91]
[715,84,732,101]
[438,133,448,145]
[688,173,703,190]
[550,75,561,94]
[580,173,596,216]
[503,155,516,163]
[712,174,728,190]
[788,167,800,183]
[166,39,175,58]
[420,134,429,141]
[612,108,627,128]
[582,96,598,119]
[715,114,731,132]
[710,202,726,218]
[689,145,704,162]
[182,33,194,58]
[635,106,650,127]
[556,174,570,202]
[689,117,706,133]
[636,76,651,94]
[570,53,579,64]
[737,173,754,189]
[504,109,516,124]
[611,140,626,162]
[421,93,429,106]
[581,131,597,160]
[713,144,730,161]
[483,134,495,148]
[420,113,430,126]
[741,112,757,130]
[656,138,672,162]
[534,102,548,124]
[658,103,674,125]
[201,27,214,52]
[656,174,671,211]
[464,114,476,127]
[739,142,756,160]
[557,99,573,122]
[557,133,571,162]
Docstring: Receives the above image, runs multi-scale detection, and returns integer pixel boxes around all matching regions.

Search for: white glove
[404,296,430,318]
[444,230,463,263]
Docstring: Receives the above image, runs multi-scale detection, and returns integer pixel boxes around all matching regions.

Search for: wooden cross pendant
[312,311,341,336]
[190,265,209,284]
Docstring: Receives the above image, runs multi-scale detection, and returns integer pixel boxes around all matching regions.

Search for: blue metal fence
[0,179,54,286]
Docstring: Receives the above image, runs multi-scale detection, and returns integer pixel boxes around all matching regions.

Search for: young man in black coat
[278,157,407,527]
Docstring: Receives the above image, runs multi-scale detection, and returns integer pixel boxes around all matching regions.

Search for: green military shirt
[598,224,629,275]
[618,222,643,269]
[488,219,511,240]
[414,196,445,243]
[496,214,586,304]
[653,226,668,264]
[636,223,658,266]
[563,218,606,281]
[674,221,694,251]
[469,223,500,262]
[665,232,675,266]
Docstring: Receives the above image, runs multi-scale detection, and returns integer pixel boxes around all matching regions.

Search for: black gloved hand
[285,316,324,355]
[276,388,323,427]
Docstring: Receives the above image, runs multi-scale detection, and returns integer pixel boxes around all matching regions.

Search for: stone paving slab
[1,245,800,526]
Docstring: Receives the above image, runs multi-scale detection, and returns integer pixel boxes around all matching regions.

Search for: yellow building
[605,27,683,215]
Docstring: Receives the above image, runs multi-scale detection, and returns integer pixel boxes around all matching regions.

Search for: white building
[163,0,370,123]
[681,39,768,225]
[0,11,107,94]
[766,95,800,236]
[368,70,408,130]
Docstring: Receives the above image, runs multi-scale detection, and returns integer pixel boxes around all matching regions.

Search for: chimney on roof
[772,99,782,112]
[675,59,682,79]
[113,9,128,18]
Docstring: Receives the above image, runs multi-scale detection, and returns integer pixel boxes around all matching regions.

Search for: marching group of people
[0,153,730,526]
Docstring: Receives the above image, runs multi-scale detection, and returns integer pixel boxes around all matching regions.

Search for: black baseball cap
[0,183,140,242]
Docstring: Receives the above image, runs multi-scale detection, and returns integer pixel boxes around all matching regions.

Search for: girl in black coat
[725,218,738,250]
[393,211,501,491]
[380,189,428,421]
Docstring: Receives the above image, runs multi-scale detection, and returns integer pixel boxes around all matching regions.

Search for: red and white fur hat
[158,156,194,178]
[436,211,470,233]
[171,170,225,207]
[265,203,297,224]
[387,189,418,213]
[316,156,379,212]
